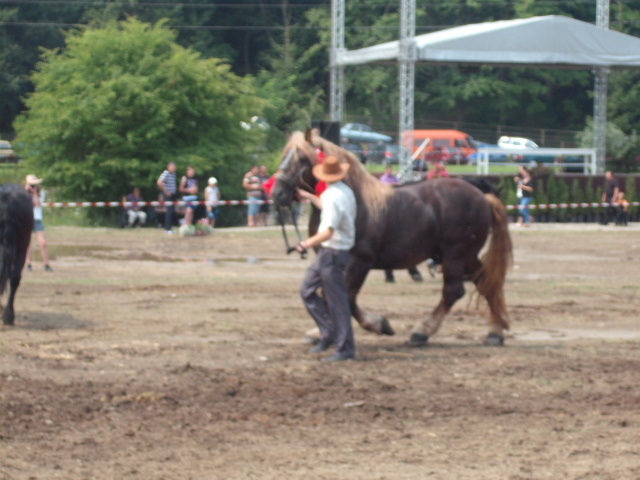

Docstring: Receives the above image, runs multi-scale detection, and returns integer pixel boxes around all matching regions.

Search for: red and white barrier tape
[505,201,639,211]
[41,199,637,210]
[42,199,272,208]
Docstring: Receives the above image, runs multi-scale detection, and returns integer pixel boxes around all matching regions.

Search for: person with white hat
[295,155,357,362]
[24,174,52,272]
[204,176,221,228]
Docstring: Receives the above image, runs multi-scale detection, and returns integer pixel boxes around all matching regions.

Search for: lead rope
[277,204,306,259]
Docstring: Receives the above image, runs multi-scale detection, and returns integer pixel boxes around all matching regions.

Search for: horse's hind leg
[470,260,509,346]
[347,258,395,336]
[3,270,21,326]
[408,261,466,346]
[302,258,394,343]
[3,253,26,326]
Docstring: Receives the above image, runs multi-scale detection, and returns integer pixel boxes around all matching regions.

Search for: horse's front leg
[408,261,465,346]
[346,257,395,336]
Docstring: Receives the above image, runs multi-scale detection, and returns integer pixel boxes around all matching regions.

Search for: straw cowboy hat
[312,155,349,183]
[25,174,43,185]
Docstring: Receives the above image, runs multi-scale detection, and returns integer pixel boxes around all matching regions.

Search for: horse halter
[276,147,314,193]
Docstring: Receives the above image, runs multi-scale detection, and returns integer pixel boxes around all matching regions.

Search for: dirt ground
[1,222,639,480]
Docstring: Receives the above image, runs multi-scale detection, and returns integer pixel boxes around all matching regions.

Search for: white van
[497,136,539,149]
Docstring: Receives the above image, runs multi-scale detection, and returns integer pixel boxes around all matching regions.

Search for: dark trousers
[300,247,355,357]
[617,208,628,226]
[163,193,176,231]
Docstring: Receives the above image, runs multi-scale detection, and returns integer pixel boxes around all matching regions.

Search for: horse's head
[272,131,318,207]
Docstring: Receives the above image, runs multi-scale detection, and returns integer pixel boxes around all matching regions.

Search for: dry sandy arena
[1,221,639,480]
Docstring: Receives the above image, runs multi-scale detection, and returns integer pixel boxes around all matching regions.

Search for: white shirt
[33,190,46,221]
[205,185,220,206]
[318,181,356,251]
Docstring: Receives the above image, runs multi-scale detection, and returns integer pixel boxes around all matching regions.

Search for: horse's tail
[475,193,513,330]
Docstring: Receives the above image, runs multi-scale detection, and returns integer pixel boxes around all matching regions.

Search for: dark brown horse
[272,130,513,346]
[0,183,33,325]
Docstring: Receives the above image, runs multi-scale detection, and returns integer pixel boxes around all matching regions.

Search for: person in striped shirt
[157,162,178,233]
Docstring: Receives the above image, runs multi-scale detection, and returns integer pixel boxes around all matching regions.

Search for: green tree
[555,174,570,221]
[576,118,640,172]
[569,178,585,219]
[533,178,547,222]
[585,176,596,203]
[624,176,636,214]
[15,18,263,203]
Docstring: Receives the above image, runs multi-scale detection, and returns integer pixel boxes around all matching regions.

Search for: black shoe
[44,264,53,272]
[321,352,355,363]
[410,272,423,282]
[309,338,332,354]
[26,264,32,271]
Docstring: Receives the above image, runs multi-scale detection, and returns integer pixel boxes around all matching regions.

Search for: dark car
[421,141,468,165]
[344,142,366,163]
[367,143,400,164]
[467,142,508,165]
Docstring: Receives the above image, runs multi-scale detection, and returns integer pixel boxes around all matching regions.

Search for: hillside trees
[4,0,640,159]
[14,19,264,202]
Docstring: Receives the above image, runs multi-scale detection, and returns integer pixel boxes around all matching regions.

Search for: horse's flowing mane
[307,130,392,219]
[282,131,316,161]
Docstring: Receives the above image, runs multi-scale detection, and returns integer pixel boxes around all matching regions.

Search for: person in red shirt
[427,162,450,180]
[314,148,328,196]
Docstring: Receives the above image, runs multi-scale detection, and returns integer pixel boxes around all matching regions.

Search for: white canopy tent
[332,15,640,175]
[337,15,640,68]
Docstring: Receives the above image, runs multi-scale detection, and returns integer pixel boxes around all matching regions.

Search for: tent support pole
[330,0,345,124]
[594,0,610,173]
[398,0,416,181]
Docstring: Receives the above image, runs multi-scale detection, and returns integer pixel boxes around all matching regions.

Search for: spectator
[615,191,630,226]
[179,166,198,226]
[154,193,167,228]
[601,170,620,225]
[295,155,357,362]
[24,174,52,272]
[157,162,178,234]
[242,165,262,227]
[204,177,221,228]
[515,166,534,227]
[379,165,401,186]
[258,165,271,226]
[427,161,450,180]
[123,187,147,227]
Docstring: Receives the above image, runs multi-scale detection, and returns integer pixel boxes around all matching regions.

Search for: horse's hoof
[380,318,395,336]
[408,333,429,347]
[411,273,424,282]
[483,333,505,346]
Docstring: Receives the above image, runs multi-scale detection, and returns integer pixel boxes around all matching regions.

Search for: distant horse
[0,183,33,325]
[272,130,513,346]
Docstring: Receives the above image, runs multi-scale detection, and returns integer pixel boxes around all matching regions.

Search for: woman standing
[24,174,52,271]
[179,166,198,226]
[516,166,534,226]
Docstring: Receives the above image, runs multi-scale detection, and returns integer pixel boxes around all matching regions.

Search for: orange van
[403,129,476,164]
